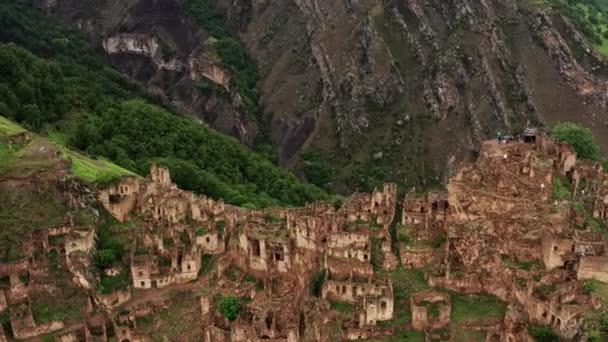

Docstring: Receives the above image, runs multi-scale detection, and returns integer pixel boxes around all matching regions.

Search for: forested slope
[0,2,328,207]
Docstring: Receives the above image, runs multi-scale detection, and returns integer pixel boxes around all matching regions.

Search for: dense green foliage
[302,152,336,191]
[71,99,326,207]
[546,0,608,55]
[0,2,327,207]
[551,176,572,200]
[527,324,558,342]
[219,295,242,321]
[93,217,127,271]
[180,0,260,116]
[551,122,600,160]
[0,2,147,129]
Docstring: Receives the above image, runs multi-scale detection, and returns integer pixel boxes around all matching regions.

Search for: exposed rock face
[35,0,258,146]
[216,0,607,189]
[36,0,608,191]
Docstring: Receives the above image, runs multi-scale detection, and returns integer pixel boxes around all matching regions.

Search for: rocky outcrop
[36,0,258,146]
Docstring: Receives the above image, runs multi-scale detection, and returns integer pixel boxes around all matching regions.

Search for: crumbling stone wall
[577,256,608,282]
[410,292,451,331]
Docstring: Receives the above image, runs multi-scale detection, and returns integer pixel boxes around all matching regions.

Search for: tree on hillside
[219,295,241,321]
[551,122,600,161]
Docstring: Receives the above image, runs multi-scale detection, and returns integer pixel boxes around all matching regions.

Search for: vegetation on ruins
[0,2,328,208]
[219,295,242,321]
[450,293,507,325]
[551,122,600,161]
[329,300,354,315]
[308,269,326,297]
[551,175,572,201]
[527,323,558,342]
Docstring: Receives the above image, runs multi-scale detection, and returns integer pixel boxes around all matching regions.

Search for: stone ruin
[6,130,608,341]
[410,291,451,331]
[395,133,608,340]
[96,164,401,340]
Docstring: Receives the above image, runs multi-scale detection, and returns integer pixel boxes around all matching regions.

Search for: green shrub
[309,269,326,297]
[219,295,241,321]
[551,176,571,200]
[302,152,336,190]
[527,324,558,342]
[396,225,410,243]
[551,122,600,161]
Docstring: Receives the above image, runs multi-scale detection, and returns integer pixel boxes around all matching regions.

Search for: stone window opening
[553,245,557,251]
[186,264,191,271]
[206,237,210,243]
[342,285,346,294]
[364,254,368,261]
[420,207,426,213]
[353,286,357,295]
[139,272,143,277]
[140,281,145,287]
[275,253,284,261]
[381,301,387,310]
[557,318,561,326]
[265,315,273,330]
[252,239,261,257]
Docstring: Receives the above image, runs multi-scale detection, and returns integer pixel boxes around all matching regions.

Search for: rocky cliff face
[36,0,258,145]
[36,0,608,192]
[216,0,607,191]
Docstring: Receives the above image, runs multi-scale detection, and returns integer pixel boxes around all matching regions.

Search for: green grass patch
[528,323,558,342]
[330,300,355,315]
[453,328,486,342]
[61,146,135,184]
[199,254,215,276]
[584,279,608,302]
[552,176,571,200]
[0,116,26,136]
[377,268,431,332]
[363,330,425,341]
[98,271,130,294]
[501,255,542,270]
[31,291,86,323]
[451,293,507,324]
[0,185,68,261]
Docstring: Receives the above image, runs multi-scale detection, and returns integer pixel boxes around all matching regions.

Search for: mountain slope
[0,3,328,208]
[213,0,608,192]
[15,0,608,194]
